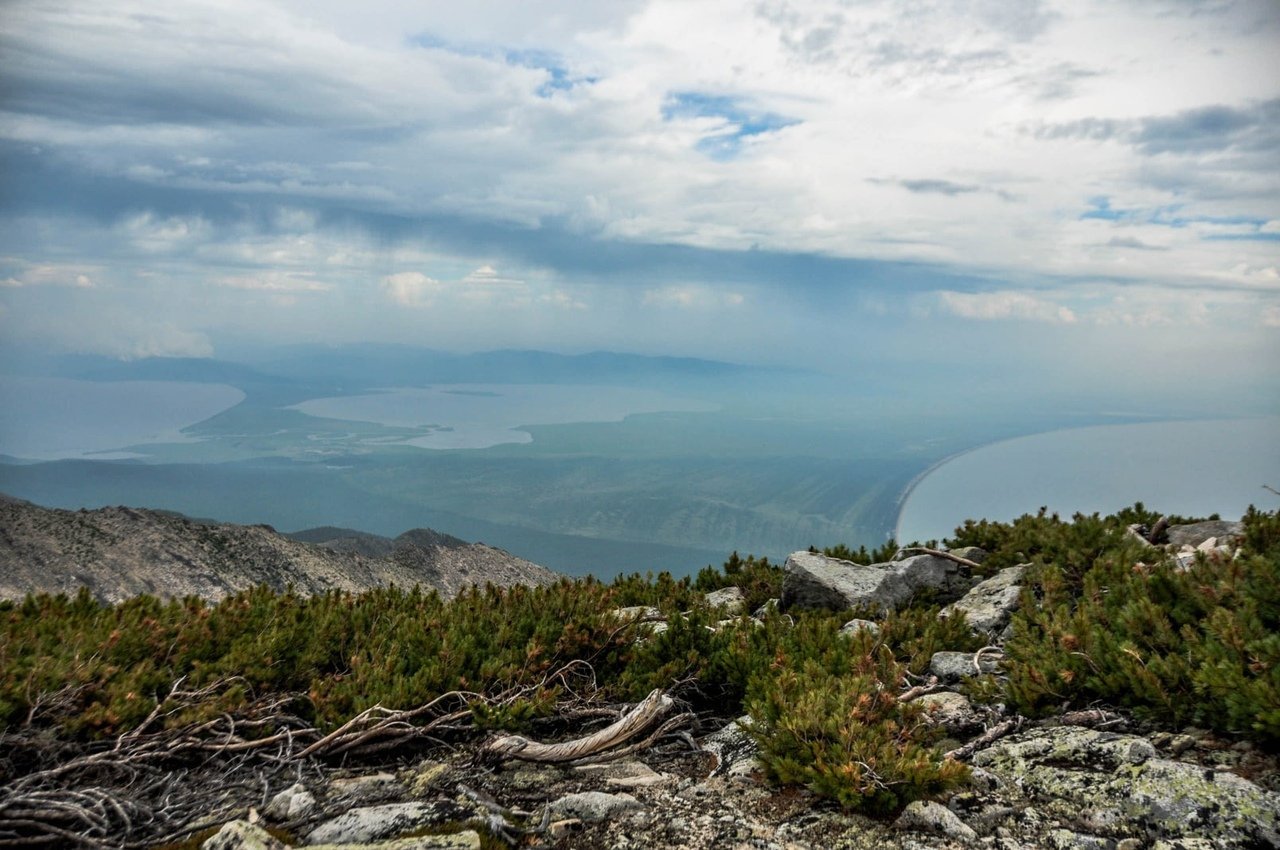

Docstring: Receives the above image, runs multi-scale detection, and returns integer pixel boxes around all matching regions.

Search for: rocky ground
[199,520,1279,850]
[199,690,1280,850]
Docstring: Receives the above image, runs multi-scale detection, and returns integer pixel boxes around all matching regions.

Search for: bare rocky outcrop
[779,550,971,613]
[0,494,558,602]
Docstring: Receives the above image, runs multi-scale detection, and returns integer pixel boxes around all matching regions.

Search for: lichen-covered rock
[326,771,402,806]
[305,801,466,845]
[702,717,761,779]
[779,551,970,613]
[704,586,747,615]
[264,782,316,821]
[548,790,643,822]
[203,821,286,850]
[915,691,984,737]
[929,651,1001,682]
[894,800,977,843]
[839,618,881,637]
[308,835,480,850]
[573,759,669,789]
[939,565,1025,636]
[972,727,1280,849]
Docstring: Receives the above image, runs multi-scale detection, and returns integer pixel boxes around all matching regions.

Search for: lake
[895,417,1280,543]
[291,384,719,449]
[0,377,245,460]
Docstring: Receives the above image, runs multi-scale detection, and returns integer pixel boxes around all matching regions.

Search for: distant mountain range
[0,494,559,603]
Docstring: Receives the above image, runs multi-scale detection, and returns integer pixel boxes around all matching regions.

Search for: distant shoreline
[892,442,991,543]
[894,416,1280,544]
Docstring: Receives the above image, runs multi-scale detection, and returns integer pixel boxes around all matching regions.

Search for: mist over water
[896,417,1280,544]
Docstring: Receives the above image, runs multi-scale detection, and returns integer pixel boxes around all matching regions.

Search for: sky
[0,0,1277,407]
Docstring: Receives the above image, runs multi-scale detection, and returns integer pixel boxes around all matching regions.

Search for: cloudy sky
[0,0,1277,403]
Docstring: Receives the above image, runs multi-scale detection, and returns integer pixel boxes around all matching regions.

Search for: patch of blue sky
[1081,200,1274,238]
[503,48,596,97]
[662,92,799,160]
[409,34,592,97]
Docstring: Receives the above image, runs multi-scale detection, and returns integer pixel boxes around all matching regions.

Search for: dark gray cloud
[1031,98,1280,155]
[1133,99,1280,154]
[897,179,980,196]
[1105,236,1169,251]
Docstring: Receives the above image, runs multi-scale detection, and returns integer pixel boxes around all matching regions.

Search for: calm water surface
[0,377,244,460]
[896,417,1280,543]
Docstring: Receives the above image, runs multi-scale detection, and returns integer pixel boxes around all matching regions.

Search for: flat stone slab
[305,802,465,845]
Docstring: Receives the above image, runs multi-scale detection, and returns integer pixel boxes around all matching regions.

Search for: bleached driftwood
[482,688,674,764]
[893,547,982,570]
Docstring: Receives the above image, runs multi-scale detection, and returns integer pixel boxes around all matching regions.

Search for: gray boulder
[704,586,747,615]
[779,551,971,613]
[894,800,978,843]
[1166,520,1243,548]
[949,546,989,564]
[973,726,1280,849]
[203,821,286,850]
[940,565,1026,636]
[305,802,461,845]
[548,790,642,822]
[264,782,316,821]
[930,650,1002,682]
[915,691,984,737]
[839,618,881,637]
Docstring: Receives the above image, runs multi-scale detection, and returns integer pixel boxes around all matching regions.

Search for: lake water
[292,384,719,449]
[0,377,245,460]
[896,417,1280,543]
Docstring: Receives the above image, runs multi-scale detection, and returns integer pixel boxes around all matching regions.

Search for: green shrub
[745,630,968,813]
[693,551,783,613]
[1004,507,1280,743]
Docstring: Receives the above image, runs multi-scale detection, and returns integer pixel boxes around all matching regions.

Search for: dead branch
[1059,708,1125,729]
[482,689,674,764]
[898,676,945,702]
[945,717,1023,761]
[893,547,982,570]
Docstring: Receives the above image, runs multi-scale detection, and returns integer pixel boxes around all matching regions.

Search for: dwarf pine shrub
[1003,506,1280,743]
[745,627,968,813]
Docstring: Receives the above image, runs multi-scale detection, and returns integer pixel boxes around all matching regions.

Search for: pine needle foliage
[1000,506,1280,744]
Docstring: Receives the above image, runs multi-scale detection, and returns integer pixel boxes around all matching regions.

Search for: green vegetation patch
[2,504,1277,817]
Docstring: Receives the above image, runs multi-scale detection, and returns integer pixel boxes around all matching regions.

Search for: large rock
[973,727,1280,849]
[1166,520,1243,548]
[779,551,971,613]
[940,564,1026,636]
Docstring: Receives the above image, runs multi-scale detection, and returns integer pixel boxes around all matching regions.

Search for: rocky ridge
[0,494,559,602]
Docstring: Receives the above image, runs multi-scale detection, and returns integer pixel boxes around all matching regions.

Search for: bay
[895,417,1280,543]
[0,377,245,460]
